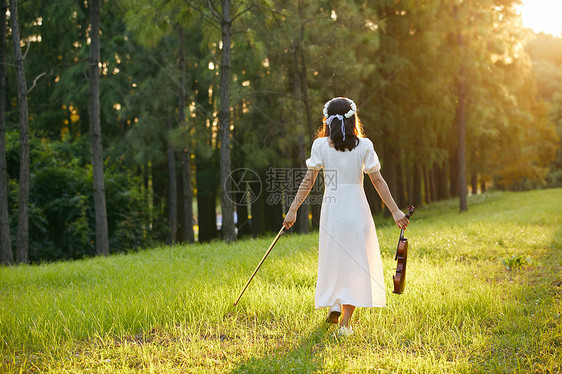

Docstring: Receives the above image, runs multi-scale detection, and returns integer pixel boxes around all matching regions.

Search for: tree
[0,0,13,265]
[166,117,178,243]
[251,0,342,231]
[177,26,194,243]
[120,0,198,243]
[209,0,236,242]
[1,0,556,263]
[525,34,562,186]
[9,0,30,263]
[453,3,468,212]
[89,0,109,256]
[449,0,556,193]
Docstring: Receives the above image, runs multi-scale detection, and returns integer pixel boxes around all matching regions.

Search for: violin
[393,205,415,294]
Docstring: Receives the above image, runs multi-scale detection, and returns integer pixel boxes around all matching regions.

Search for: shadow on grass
[229,322,333,373]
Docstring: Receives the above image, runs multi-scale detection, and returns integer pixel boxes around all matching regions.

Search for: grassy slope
[0,189,560,373]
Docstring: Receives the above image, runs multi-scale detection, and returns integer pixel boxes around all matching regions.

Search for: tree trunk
[195,149,218,242]
[181,151,194,242]
[296,135,309,233]
[382,136,397,216]
[449,152,458,198]
[310,190,321,229]
[456,67,468,211]
[413,162,422,208]
[471,170,478,195]
[423,166,430,204]
[297,2,313,233]
[299,39,313,139]
[470,144,478,195]
[152,157,169,242]
[0,1,13,265]
[10,0,29,263]
[143,159,152,235]
[89,0,109,256]
[197,192,216,242]
[236,196,250,238]
[250,169,267,237]
[218,0,235,242]
[406,163,413,207]
[430,164,438,202]
[436,163,449,201]
[293,39,308,234]
[265,194,283,231]
[454,5,468,212]
[396,153,406,208]
[177,26,194,243]
[166,119,177,243]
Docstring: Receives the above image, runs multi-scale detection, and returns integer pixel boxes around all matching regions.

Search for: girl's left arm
[368,171,409,229]
[283,169,320,229]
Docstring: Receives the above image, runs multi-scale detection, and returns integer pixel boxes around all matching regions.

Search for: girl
[283,97,409,336]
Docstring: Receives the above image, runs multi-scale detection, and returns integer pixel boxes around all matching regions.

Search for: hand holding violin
[392,209,409,229]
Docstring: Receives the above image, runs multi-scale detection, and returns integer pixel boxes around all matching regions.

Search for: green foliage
[525,33,562,187]
[3,0,561,256]
[501,254,532,271]
[4,134,152,262]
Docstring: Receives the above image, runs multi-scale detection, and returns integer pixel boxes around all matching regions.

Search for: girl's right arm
[283,169,320,229]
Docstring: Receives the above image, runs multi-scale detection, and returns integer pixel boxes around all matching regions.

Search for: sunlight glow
[518,0,562,37]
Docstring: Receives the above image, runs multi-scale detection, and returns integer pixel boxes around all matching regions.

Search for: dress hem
[315,304,386,309]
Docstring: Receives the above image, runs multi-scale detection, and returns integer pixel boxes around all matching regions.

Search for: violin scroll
[405,205,415,219]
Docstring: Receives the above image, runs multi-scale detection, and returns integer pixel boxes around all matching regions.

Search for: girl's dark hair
[316,98,362,151]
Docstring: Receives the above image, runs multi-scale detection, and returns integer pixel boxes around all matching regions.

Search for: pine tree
[9,0,30,263]
[0,0,13,265]
[88,0,109,256]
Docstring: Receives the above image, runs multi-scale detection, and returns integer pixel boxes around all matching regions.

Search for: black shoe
[325,310,341,324]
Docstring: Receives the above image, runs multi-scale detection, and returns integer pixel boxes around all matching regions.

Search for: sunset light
[519,0,562,37]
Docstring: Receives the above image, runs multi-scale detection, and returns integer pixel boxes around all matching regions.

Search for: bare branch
[251,2,287,17]
[187,2,220,27]
[248,103,285,127]
[231,3,254,23]
[259,3,293,46]
[208,48,220,66]
[22,40,31,60]
[207,0,222,22]
[27,71,47,94]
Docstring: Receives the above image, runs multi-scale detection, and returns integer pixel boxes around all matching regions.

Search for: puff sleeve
[363,138,381,174]
[306,139,324,170]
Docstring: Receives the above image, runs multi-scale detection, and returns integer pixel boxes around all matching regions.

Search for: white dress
[306,137,386,309]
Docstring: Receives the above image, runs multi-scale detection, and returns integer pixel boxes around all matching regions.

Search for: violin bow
[234,226,286,306]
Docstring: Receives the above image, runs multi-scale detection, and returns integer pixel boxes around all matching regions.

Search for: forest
[0,0,560,264]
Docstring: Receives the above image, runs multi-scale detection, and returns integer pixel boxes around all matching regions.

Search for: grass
[0,189,561,373]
